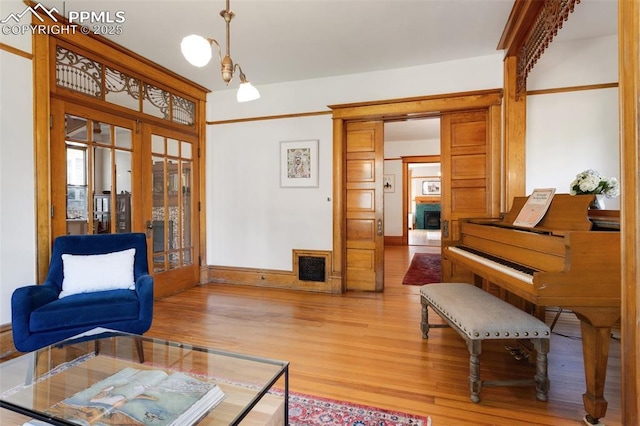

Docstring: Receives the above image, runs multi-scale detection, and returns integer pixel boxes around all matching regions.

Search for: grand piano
[443,194,620,426]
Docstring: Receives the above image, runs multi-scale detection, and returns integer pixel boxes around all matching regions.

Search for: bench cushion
[420,283,550,340]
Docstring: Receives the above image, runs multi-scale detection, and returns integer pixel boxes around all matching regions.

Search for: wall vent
[298,256,326,282]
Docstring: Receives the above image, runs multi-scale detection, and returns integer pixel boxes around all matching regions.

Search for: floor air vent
[298,256,326,282]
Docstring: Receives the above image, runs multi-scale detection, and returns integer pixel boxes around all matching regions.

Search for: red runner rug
[402,253,441,285]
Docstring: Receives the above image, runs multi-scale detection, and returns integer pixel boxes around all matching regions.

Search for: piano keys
[443,194,620,425]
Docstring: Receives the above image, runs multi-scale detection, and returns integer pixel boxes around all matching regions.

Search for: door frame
[329,89,503,292]
[32,24,208,284]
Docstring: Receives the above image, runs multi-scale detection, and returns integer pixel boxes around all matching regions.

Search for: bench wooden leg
[421,299,430,339]
[532,338,550,401]
[468,340,482,403]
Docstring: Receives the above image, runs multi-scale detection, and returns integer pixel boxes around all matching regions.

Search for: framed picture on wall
[280,139,319,187]
[422,179,441,195]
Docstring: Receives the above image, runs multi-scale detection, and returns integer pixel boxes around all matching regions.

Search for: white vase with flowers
[569,169,620,209]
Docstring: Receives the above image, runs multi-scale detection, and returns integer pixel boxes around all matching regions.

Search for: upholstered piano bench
[420,283,550,403]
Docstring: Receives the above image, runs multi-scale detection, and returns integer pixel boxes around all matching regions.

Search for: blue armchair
[12,233,154,353]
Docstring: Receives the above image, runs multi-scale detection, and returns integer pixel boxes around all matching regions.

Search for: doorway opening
[407,162,441,246]
[383,117,441,247]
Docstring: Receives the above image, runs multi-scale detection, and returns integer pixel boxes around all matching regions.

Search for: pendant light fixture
[181,0,260,102]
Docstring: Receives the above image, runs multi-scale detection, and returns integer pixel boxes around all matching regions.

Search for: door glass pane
[167,159,179,270]
[152,156,166,272]
[152,134,164,154]
[167,138,179,157]
[181,159,192,266]
[66,144,88,235]
[93,145,111,235]
[115,126,132,149]
[92,121,111,144]
[65,115,88,141]
[94,146,112,195]
[115,150,131,233]
[181,141,192,159]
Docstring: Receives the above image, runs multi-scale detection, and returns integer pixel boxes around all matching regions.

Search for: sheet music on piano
[512,188,556,228]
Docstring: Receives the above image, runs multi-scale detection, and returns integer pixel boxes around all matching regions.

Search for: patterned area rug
[402,253,441,285]
[288,392,430,426]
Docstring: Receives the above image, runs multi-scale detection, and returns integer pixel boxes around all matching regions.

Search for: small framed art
[422,179,441,195]
[280,139,319,187]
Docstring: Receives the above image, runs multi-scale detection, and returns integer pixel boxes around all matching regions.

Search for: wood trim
[207,260,342,294]
[497,0,545,55]
[329,89,502,111]
[34,30,53,282]
[208,110,331,126]
[384,236,404,246]
[618,0,640,423]
[527,82,618,96]
[329,89,503,120]
[0,42,32,59]
[402,155,441,164]
[332,117,346,293]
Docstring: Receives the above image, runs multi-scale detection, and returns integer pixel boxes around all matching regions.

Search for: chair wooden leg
[135,337,145,363]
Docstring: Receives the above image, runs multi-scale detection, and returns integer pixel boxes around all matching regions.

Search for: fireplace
[424,211,441,230]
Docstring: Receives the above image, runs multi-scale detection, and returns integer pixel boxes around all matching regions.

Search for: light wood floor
[146,244,621,426]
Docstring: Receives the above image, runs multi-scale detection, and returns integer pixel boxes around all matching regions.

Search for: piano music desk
[420,283,551,404]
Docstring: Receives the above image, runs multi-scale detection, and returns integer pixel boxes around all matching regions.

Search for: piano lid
[503,194,595,233]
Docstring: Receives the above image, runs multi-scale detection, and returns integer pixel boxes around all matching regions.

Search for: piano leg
[571,307,621,426]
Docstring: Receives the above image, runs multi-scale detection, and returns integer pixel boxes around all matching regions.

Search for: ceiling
[41,0,617,141]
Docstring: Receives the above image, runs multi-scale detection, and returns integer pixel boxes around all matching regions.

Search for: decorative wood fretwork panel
[55,44,195,126]
[516,0,581,98]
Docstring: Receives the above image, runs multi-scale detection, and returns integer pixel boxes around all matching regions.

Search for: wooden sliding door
[344,121,385,291]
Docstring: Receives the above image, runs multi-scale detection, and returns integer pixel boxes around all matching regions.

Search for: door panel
[441,109,499,281]
[143,124,199,298]
[345,121,384,291]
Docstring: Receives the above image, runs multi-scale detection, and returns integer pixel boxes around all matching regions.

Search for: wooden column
[618,0,640,424]
[502,55,526,210]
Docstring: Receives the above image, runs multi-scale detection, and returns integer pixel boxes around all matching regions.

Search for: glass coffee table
[0,328,288,425]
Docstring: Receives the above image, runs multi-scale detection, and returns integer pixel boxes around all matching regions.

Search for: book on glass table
[25,367,225,426]
[512,188,556,228]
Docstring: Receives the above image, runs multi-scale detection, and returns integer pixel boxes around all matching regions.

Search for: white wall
[207,55,503,269]
[208,115,333,270]
[383,159,403,236]
[526,35,619,209]
[0,0,36,324]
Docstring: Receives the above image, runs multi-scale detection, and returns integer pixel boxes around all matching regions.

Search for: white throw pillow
[60,248,136,298]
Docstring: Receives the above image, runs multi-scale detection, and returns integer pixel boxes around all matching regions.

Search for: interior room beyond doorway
[408,162,441,246]
[384,118,441,247]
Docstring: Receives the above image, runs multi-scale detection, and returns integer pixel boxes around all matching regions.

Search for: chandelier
[180,0,260,102]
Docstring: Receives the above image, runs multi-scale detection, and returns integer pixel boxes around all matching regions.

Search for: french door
[51,101,200,297]
[142,124,200,297]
